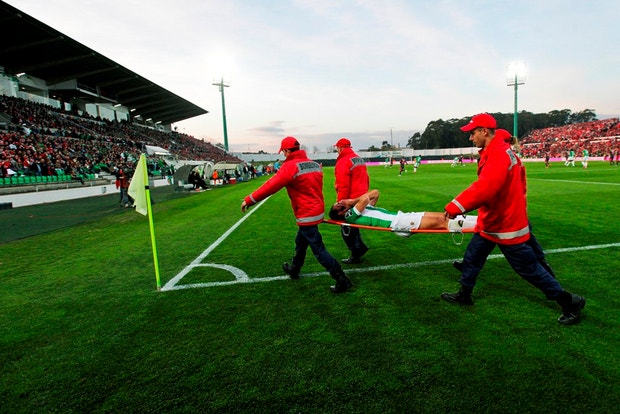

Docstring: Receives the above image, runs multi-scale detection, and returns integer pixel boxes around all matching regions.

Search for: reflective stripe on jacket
[244,150,325,226]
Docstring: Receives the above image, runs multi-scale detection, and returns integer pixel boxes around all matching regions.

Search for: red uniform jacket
[334,147,369,201]
[444,136,530,245]
[244,150,325,226]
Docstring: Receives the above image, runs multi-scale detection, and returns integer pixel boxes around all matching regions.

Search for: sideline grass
[1,161,619,413]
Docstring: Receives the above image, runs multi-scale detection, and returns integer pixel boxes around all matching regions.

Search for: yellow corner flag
[128,154,162,291]
[128,155,148,215]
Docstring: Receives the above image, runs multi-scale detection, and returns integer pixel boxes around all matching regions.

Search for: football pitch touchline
[162,200,620,291]
[529,178,620,186]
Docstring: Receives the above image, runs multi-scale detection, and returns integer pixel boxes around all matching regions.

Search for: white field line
[161,197,270,291]
[529,178,620,186]
[162,197,620,291]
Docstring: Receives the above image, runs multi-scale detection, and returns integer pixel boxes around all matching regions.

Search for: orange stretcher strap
[322,219,475,234]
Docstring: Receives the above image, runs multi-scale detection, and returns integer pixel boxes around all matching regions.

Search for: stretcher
[322,219,474,245]
[322,219,475,234]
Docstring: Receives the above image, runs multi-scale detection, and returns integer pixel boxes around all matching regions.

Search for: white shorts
[390,211,424,237]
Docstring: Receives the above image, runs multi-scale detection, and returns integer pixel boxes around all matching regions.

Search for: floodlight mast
[506,62,526,139]
[212,78,230,151]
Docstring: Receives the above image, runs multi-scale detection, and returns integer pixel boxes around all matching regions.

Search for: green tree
[547,109,572,127]
[407,132,421,148]
[569,109,597,124]
[415,109,600,149]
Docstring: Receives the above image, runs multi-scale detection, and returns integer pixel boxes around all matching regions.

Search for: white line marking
[161,197,270,291]
[529,178,620,186]
[162,202,620,291]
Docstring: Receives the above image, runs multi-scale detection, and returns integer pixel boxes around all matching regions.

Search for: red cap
[278,136,300,153]
[333,138,351,148]
[460,113,497,132]
[495,129,512,142]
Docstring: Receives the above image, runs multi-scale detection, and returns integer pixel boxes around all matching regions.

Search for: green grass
[1,161,619,413]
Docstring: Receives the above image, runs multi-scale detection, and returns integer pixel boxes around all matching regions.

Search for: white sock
[448,215,477,232]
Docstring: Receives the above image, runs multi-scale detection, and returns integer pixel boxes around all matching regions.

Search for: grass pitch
[1,161,619,413]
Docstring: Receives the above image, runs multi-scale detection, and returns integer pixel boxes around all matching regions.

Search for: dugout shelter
[172,163,214,191]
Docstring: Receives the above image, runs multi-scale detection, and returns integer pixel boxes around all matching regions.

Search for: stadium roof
[0,1,208,125]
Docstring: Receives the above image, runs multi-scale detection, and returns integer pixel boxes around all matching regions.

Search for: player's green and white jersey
[345,205,395,228]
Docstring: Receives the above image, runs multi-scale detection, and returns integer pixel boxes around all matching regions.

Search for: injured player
[328,189,477,237]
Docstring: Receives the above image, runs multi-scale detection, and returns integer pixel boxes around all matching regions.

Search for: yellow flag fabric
[128,154,148,216]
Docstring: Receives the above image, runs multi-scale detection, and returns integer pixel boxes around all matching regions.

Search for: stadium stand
[0,1,243,192]
[0,95,243,186]
[519,118,620,159]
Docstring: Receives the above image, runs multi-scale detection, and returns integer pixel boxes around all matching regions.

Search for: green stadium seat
[4,177,11,185]
[50,175,58,182]
[17,176,25,185]
[35,176,43,183]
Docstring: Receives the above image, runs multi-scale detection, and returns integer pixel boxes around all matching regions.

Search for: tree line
[367,109,597,151]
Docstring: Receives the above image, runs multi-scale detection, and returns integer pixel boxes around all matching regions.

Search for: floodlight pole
[507,62,525,139]
[513,77,518,138]
[212,78,230,151]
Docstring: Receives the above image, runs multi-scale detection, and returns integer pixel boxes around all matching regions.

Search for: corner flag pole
[129,154,162,291]
[142,155,162,291]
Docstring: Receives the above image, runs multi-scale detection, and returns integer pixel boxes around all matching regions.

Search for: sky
[6,0,620,153]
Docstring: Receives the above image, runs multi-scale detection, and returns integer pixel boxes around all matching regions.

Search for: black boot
[342,244,368,264]
[342,256,362,264]
[330,269,352,293]
[556,291,586,325]
[282,262,300,280]
[441,285,474,305]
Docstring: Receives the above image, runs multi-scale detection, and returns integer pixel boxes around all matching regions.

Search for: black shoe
[441,288,474,305]
[282,262,300,280]
[342,256,362,264]
[453,261,463,272]
[558,294,586,325]
[329,269,352,293]
[330,275,352,293]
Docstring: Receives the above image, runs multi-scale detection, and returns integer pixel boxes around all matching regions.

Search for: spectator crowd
[3,93,620,181]
[0,95,243,179]
[518,118,620,161]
